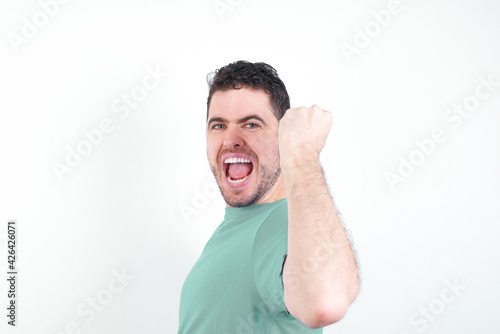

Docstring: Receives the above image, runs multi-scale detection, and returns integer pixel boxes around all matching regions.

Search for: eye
[212,124,225,130]
[245,123,259,129]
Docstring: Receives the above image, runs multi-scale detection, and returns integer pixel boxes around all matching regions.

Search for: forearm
[282,153,359,327]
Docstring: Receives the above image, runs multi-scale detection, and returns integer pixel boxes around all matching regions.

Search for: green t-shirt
[178,198,322,333]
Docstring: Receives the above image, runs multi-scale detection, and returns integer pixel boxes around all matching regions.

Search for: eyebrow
[207,114,267,128]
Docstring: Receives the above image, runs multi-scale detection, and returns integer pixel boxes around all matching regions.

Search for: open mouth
[223,156,254,185]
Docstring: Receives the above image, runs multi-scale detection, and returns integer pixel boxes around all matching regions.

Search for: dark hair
[206,60,290,120]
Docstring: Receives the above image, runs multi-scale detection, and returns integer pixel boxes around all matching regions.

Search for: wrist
[280,148,321,175]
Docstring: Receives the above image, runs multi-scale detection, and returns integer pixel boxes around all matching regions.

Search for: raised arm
[279,105,359,328]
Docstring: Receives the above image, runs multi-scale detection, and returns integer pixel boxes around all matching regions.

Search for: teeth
[227,174,250,184]
[224,157,251,164]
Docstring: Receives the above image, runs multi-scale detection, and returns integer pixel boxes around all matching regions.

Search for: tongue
[228,163,252,180]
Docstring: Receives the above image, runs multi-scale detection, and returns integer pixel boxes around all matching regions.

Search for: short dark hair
[206,60,290,120]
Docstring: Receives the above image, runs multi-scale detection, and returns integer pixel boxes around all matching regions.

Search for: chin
[223,190,259,208]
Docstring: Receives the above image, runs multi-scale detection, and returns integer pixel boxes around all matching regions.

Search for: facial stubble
[209,145,281,207]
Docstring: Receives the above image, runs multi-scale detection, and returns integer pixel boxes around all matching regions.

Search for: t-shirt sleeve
[252,201,291,316]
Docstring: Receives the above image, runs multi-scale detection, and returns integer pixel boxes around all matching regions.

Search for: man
[178,61,359,333]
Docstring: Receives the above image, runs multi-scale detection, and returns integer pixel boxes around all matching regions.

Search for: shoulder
[253,199,288,253]
[259,199,288,234]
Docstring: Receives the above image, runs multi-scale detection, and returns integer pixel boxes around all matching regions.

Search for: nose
[223,126,245,148]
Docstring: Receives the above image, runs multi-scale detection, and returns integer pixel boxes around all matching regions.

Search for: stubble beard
[209,147,281,207]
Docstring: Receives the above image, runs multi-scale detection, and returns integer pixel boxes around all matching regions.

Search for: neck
[254,174,286,205]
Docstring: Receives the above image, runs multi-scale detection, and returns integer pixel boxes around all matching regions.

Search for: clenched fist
[278,105,333,164]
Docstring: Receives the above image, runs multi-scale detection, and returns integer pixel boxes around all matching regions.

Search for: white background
[1,0,499,333]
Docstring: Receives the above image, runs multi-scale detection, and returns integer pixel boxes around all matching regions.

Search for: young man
[178,61,359,333]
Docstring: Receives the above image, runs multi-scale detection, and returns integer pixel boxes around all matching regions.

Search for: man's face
[207,87,281,207]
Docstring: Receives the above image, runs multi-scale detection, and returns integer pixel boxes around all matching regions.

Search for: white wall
[1,0,499,333]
